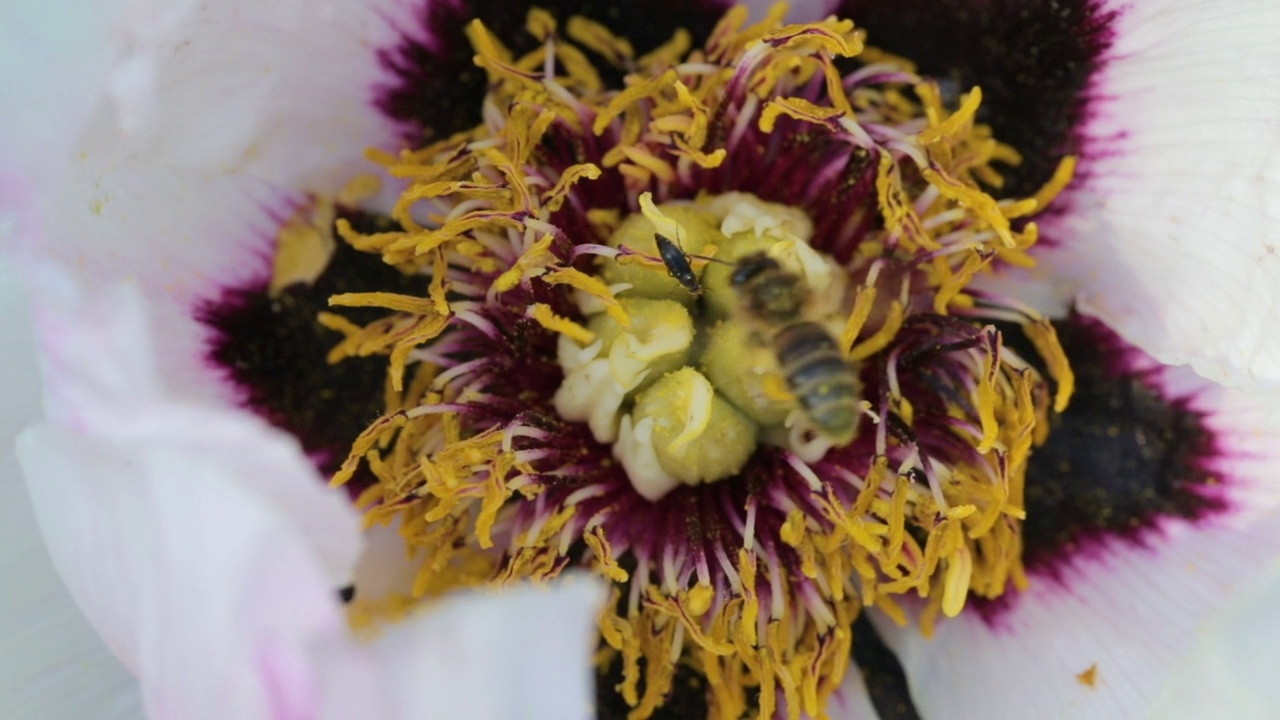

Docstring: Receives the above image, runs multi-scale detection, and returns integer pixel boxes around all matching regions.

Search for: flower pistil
[318,6,1079,717]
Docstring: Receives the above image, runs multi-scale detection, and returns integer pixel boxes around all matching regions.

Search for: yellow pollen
[269,199,337,296]
[313,5,1081,719]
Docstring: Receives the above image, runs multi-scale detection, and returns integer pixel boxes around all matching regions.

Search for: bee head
[731,252,809,322]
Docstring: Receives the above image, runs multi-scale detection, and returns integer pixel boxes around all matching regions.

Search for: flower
[2,1,1279,719]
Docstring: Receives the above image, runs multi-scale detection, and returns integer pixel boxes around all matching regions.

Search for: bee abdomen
[774,322,861,445]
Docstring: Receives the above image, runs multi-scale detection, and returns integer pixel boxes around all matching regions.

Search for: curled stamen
[319,6,1076,718]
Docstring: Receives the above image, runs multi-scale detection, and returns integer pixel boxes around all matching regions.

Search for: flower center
[555,192,859,499]
[298,5,1083,718]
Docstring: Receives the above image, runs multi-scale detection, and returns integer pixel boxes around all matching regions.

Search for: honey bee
[729,252,861,446]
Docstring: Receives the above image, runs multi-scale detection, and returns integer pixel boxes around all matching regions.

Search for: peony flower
[2,0,1279,719]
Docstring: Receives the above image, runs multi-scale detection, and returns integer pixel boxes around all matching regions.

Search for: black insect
[655,232,703,296]
[338,584,356,603]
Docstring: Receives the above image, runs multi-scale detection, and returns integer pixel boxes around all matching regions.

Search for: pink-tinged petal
[16,265,365,718]
[872,361,1280,719]
[1039,0,1280,391]
[17,422,355,720]
[15,263,609,718]
[317,580,606,720]
[15,418,367,720]
[23,261,364,595]
[0,257,142,720]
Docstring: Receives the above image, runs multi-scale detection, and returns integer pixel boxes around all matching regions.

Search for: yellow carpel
[668,372,714,454]
[323,8,1079,720]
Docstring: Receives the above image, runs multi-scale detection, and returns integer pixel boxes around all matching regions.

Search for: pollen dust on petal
[1076,663,1099,689]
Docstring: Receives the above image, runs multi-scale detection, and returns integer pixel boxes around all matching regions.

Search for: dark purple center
[1015,314,1226,577]
[836,0,1118,198]
[200,211,423,482]
[194,2,1219,716]
[597,660,709,720]
[853,613,920,720]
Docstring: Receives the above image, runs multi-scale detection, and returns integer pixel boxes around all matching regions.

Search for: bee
[654,232,703,296]
[729,252,861,446]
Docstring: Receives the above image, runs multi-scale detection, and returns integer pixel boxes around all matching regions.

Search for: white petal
[16,267,366,718]
[1040,0,1280,391]
[1150,562,1280,719]
[350,520,422,602]
[0,2,110,206]
[0,454,144,720]
[15,265,609,718]
[0,257,142,720]
[873,363,1280,718]
[0,0,400,316]
[318,579,607,720]
[25,264,362,583]
[824,668,881,720]
[4,0,404,196]
[4,0,418,403]
[17,422,361,720]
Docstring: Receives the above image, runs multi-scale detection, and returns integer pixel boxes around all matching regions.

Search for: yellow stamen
[1028,155,1079,216]
[566,16,635,67]
[1025,317,1076,413]
[543,163,603,212]
[849,299,904,362]
[838,286,877,356]
[528,303,595,345]
[542,267,631,328]
[585,526,630,582]
[492,234,558,294]
[321,8,1077,720]
[934,250,992,314]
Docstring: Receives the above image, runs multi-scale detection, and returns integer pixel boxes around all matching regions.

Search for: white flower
[1,0,1278,718]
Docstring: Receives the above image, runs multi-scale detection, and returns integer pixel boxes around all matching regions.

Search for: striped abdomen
[773,322,861,445]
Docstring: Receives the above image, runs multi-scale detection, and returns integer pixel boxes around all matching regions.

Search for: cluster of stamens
[307,6,1077,718]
